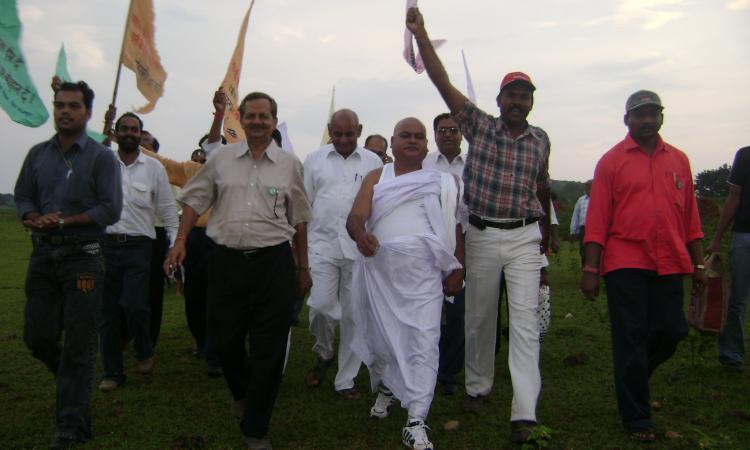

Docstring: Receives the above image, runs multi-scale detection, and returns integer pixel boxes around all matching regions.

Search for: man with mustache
[364,134,393,164]
[98,113,179,392]
[14,81,122,449]
[407,7,551,444]
[165,92,312,450]
[581,90,706,442]
[347,117,465,450]
[302,109,383,398]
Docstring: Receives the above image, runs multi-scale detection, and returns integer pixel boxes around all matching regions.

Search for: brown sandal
[629,430,656,443]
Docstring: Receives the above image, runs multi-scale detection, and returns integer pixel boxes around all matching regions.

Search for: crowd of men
[12,6,748,450]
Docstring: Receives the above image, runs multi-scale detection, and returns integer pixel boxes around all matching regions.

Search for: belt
[105,234,152,243]
[469,214,539,231]
[32,235,100,246]
[217,242,287,258]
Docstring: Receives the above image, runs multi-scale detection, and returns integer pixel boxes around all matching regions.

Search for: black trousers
[208,242,295,439]
[183,228,214,354]
[438,288,465,385]
[604,269,687,431]
[149,227,168,346]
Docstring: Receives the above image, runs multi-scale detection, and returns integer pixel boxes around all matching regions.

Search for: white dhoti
[350,166,463,421]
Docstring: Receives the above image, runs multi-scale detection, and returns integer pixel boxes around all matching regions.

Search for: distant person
[165,91,312,450]
[140,130,159,152]
[347,117,465,450]
[14,81,122,449]
[364,133,393,163]
[191,148,207,164]
[407,8,551,444]
[570,180,593,265]
[707,146,750,372]
[303,109,383,398]
[423,112,465,396]
[581,90,706,442]
[98,113,178,392]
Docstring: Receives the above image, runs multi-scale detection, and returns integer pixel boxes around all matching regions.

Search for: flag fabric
[461,49,477,104]
[121,0,167,114]
[403,0,445,74]
[55,43,108,143]
[0,0,48,127]
[219,1,256,144]
[276,121,295,154]
[320,85,335,147]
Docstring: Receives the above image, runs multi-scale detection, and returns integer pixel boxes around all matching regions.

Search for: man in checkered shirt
[407,7,551,445]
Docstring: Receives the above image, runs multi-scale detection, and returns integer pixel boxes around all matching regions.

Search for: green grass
[0,209,748,449]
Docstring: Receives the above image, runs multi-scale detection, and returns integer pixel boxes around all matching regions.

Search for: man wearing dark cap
[581,90,706,442]
[407,7,551,444]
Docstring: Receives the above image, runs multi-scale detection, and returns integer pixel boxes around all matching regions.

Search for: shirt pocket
[666,171,685,211]
[257,179,287,220]
[130,182,152,208]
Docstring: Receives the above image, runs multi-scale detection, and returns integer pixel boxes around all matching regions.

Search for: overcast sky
[2,0,749,193]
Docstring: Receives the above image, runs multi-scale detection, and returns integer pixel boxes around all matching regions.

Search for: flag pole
[105,0,135,137]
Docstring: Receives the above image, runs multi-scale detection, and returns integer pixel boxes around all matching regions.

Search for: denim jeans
[718,232,750,367]
[24,239,104,441]
[100,239,153,381]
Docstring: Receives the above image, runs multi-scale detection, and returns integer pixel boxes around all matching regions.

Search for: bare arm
[537,184,551,254]
[293,222,312,296]
[707,184,741,253]
[207,87,226,144]
[687,238,707,295]
[406,7,467,115]
[164,205,200,273]
[580,243,603,300]
[346,169,381,256]
[443,224,465,296]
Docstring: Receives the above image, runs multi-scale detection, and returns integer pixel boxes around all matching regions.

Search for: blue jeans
[100,239,153,381]
[718,232,750,367]
[24,239,104,441]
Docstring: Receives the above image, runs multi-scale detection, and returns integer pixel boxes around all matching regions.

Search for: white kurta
[350,165,462,420]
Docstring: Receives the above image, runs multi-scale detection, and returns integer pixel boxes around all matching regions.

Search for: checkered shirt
[453,100,550,219]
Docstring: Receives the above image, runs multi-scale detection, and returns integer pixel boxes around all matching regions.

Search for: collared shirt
[422,151,465,179]
[453,100,550,219]
[729,146,750,232]
[106,150,179,243]
[584,133,703,276]
[569,194,589,235]
[14,133,123,237]
[178,140,312,249]
[304,144,383,259]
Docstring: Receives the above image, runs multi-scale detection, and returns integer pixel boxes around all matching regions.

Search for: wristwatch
[57,218,65,229]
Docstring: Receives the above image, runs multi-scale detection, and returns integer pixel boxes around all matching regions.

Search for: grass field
[0,208,748,449]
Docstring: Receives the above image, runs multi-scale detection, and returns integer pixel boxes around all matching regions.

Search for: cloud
[727,0,750,10]
[534,21,560,29]
[66,28,109,70]
[18,4,46,22]
[588,0,687,29]
[272,26,307,42]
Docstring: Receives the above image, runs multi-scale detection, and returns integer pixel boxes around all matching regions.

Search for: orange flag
[121,0,167,113]
[220,1,255,143]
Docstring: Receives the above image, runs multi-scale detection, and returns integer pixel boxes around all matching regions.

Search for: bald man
[346,118,465,450]
[303,109,383,397]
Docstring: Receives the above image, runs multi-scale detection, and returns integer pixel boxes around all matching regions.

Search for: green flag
[0,0,49,127]
[55,43,107,143]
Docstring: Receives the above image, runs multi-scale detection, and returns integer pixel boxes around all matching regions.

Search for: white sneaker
[402,421,433,450]
[369,391,395,419]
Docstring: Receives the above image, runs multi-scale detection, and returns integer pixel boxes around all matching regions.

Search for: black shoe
[439,382,458,396]
[510,420,537,444]
[49,432,81,449]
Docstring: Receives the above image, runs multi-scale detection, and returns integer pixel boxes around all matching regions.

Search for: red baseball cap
[499,72,536,92]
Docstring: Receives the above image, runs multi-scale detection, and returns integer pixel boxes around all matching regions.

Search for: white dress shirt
[304,144,383,260]
[422,151,465,178]
[570,194,589,235]
[107,150,179,243]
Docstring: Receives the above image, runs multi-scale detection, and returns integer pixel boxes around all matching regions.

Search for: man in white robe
[346,117,465,450]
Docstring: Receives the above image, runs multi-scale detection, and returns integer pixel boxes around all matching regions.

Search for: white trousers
[464,222,542,422]
[307,253,361,391]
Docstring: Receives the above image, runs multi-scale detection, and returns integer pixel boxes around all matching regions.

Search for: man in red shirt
[581,90,706,442]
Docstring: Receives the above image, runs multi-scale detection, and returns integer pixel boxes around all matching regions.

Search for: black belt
[32,235,100,246]
[105,234,152,243]
[217,241,287,258]
[469,214,539,230]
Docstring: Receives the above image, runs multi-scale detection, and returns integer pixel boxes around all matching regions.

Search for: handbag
[688,253,729,333]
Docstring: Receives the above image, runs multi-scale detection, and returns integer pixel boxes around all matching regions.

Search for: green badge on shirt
[268,187,278,196]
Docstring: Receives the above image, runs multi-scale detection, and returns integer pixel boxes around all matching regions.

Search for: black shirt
[730,146,750,233]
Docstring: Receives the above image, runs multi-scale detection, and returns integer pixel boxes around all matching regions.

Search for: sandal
[336,387,361,400]
[629,430,656,443]
[304,356,333,387]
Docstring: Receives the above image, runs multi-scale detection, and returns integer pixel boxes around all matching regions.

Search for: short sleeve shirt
[452,100,550,219]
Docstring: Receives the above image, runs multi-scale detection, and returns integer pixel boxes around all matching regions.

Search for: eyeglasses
[437,127,460,136]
